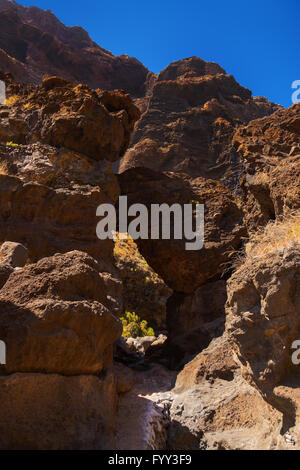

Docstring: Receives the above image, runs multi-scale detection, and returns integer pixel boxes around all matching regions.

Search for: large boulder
[0,172,115,265]
[0,371,117,450]
[118,167,245,294]
[0,251,122,375]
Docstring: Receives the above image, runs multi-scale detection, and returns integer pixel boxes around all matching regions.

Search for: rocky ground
[0,0,299,451]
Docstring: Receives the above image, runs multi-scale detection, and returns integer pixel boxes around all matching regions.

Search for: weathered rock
[120,57,280,189]
[114,364,176,450]
[0,371,118,450]
[0,75,140,161]
[0,251,122,375]
[126,336,157,355]
[168,336,283,450]
[0,172,115,265]
[226,245,300,395]
[234,104,300,229]
[0,141,120,202]
[0,262,13,289]
[0,1,152,98]
[118,167,245,293]
[0,241,28,267]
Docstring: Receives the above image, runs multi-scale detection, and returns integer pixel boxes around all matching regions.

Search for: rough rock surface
[118,167,245,294]
[0,75,139,264]
[0,241,28,267]
[0,74,140,161]
[0,0,151,97]
[227,245,300,396]
[167,243,300,450]
[0,262,13,289]
[234,104,300,229]
[168,336,284,450]
[0,251,122,375]
[120,57,280,189]
[0,371,118,450]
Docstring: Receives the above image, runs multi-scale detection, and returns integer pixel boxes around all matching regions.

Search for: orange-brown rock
[120,57,280,189]
[234,104,300,229]
[0,75,140,161]
[0,251,122,375]
[0,371,118,450]
[0,0,152,98]
[226,245,300,395]
[0,74,140,265]
[118,167,245,294]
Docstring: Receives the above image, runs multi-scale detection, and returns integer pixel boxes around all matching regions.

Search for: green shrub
[120,311,155,338]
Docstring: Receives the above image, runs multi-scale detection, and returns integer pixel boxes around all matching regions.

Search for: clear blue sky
[17,0,299,107]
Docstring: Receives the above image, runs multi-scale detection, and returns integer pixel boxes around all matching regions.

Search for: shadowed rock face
[120,57,280,189]
[0,0,152,97]
[0,372,118,450]
[118,167,246,294]
[234,104,300,230]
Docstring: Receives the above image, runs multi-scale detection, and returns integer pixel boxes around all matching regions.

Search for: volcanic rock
[234,104,300,229]
[0,251,122,375]
[120,57,280,189]
[0,371,118,450]
[0,0,151,97]
[118,167,245,293]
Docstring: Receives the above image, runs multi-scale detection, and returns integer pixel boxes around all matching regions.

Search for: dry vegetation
[4,95,19,106]
[245,213,300,259]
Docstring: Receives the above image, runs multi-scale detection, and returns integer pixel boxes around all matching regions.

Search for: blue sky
[17,0,299,107]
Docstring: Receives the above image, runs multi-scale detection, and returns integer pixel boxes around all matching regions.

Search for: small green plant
[189,199,201,205]
[120,311,155,338]
[6,141,18,147]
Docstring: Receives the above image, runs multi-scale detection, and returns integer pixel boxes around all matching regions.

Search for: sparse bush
[4,95,19,106]
[120,311,155,338]
[6,141,18,147]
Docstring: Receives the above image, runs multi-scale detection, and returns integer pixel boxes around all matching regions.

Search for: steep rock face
[0,70,142,448]
[0,371,118,450]
[0,0,151,97]
[118,167,245,294]
[0,251,122,375]
[234,104,300,229]
[120,57,280,189]
[167,243,300,450]
[0,75,139,264]
[227,246,300,395]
